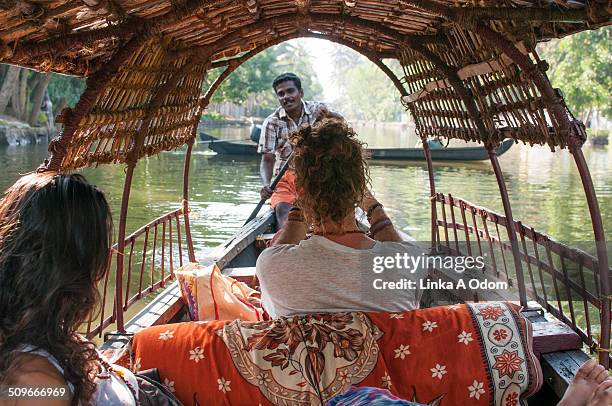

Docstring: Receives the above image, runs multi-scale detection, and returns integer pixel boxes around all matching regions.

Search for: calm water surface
[2,126,611,257]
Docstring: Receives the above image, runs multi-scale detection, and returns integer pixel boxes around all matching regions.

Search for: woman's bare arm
[271,210,307,246]
[361,189,403,242]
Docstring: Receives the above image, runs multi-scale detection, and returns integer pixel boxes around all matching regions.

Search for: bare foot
[559,360,610,406]
[587,380,612,406]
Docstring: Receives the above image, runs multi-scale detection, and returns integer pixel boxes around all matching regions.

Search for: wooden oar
[243,155,292,225]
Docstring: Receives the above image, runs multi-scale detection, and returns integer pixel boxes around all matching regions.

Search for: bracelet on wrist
[287,210,305,223]
[367,217,393,238]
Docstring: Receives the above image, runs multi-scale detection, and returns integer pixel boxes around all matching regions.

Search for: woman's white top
[15,345,138,405]
[256,235,427,318]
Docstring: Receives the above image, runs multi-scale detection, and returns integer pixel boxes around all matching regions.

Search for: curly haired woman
[256,118,426,319]
[0,173,138,405]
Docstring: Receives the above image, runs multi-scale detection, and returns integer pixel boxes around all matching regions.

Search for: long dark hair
[0,173,113,405]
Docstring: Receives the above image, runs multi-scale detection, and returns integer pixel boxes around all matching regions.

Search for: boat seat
[121,302,542,405]
[531,320,582,358]
[223,266,257,288]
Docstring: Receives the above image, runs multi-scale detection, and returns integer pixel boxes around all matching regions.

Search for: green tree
[275,40,323,100]
[538,27,611,126]
[329,44,404,121]
[47,74,85,112]
[211,49,279,104]
[208,39,323,116]
[0,65,57,126]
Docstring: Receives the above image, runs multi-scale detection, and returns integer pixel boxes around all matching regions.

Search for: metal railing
[86,208,190,338]
[434,192,610,357]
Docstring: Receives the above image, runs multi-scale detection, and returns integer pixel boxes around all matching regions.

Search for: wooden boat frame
[2,1,611,403]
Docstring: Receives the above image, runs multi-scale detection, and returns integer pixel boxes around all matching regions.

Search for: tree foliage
[47,74,85,109]
[208,39,323,115]
[329,44,404,122]
[538,27,611,125]
[0,66,53,125]
[0,64,85,127]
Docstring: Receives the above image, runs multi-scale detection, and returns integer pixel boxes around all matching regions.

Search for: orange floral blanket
[126,303,542,405]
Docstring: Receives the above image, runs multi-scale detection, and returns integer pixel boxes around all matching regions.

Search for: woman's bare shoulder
[1,353,70,406]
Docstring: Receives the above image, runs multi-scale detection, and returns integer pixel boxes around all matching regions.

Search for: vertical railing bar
[161,221,166,288]
[169,217,174,278]
[518,221,538,301]
[481,213,499,277]
[471,207,483,257]
[150,224,158,294]
[434,197,442,252]
[137,227,150,299]
[459,201,472,256]
[593,259,601,300]
[440,194,450,250]
[494,222,511,283]
[448,194,460,254]
[434,195,441,252]
[560,255,577,329]
[545,240,565,319]
[85,295,94,335]
[531,230,549,305]
[97,254,113,337]
[124,237,135,309]
[577,261,594,347]
[175,214,183,267]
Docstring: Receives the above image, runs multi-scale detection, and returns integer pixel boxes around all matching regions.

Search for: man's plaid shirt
[257,100,328,176]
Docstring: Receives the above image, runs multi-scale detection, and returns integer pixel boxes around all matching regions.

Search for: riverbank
[0,116,52,146]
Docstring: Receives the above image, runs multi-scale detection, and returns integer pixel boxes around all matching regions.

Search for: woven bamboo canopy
[0,0,609,171]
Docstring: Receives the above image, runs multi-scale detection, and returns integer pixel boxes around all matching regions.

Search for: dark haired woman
[256,118,426,319]
[0,173,138,405]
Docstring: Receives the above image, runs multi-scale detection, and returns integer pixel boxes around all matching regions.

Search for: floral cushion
[127,302,542,405]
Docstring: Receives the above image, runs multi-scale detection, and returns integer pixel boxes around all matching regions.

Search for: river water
[2,125,611,255]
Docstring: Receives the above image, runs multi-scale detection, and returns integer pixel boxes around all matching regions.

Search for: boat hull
[206,137,514,161]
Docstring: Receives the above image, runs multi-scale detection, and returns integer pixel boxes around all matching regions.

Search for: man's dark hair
[272,73,302,92]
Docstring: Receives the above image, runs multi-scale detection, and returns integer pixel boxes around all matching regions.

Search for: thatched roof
[1,1,608,76]
[0,0,608,171]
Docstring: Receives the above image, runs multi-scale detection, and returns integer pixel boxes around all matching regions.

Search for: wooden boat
[2,0,611,404]
[206,134,514,161]
[101,205,592,405]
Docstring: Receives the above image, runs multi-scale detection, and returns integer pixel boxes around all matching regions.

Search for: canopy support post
[487,145,528,308]
[569,142,610,366]
[114,163,135,333]
[475,23,610,368]
[365,55,441,248]
[115,50,211,333]
[421,140,438,249]
[201,60,241,108]
[408,40,528,303]
[183,140,196,263]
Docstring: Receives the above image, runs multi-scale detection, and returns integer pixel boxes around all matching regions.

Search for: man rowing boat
[257,72,340,226]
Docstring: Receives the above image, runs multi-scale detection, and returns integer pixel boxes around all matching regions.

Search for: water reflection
[1,130,611,252]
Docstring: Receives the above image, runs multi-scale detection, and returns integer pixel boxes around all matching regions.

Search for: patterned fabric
[468,303,541,406]
[326,386,423,405]
[257,100,328,176]
[124,303,541,406]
